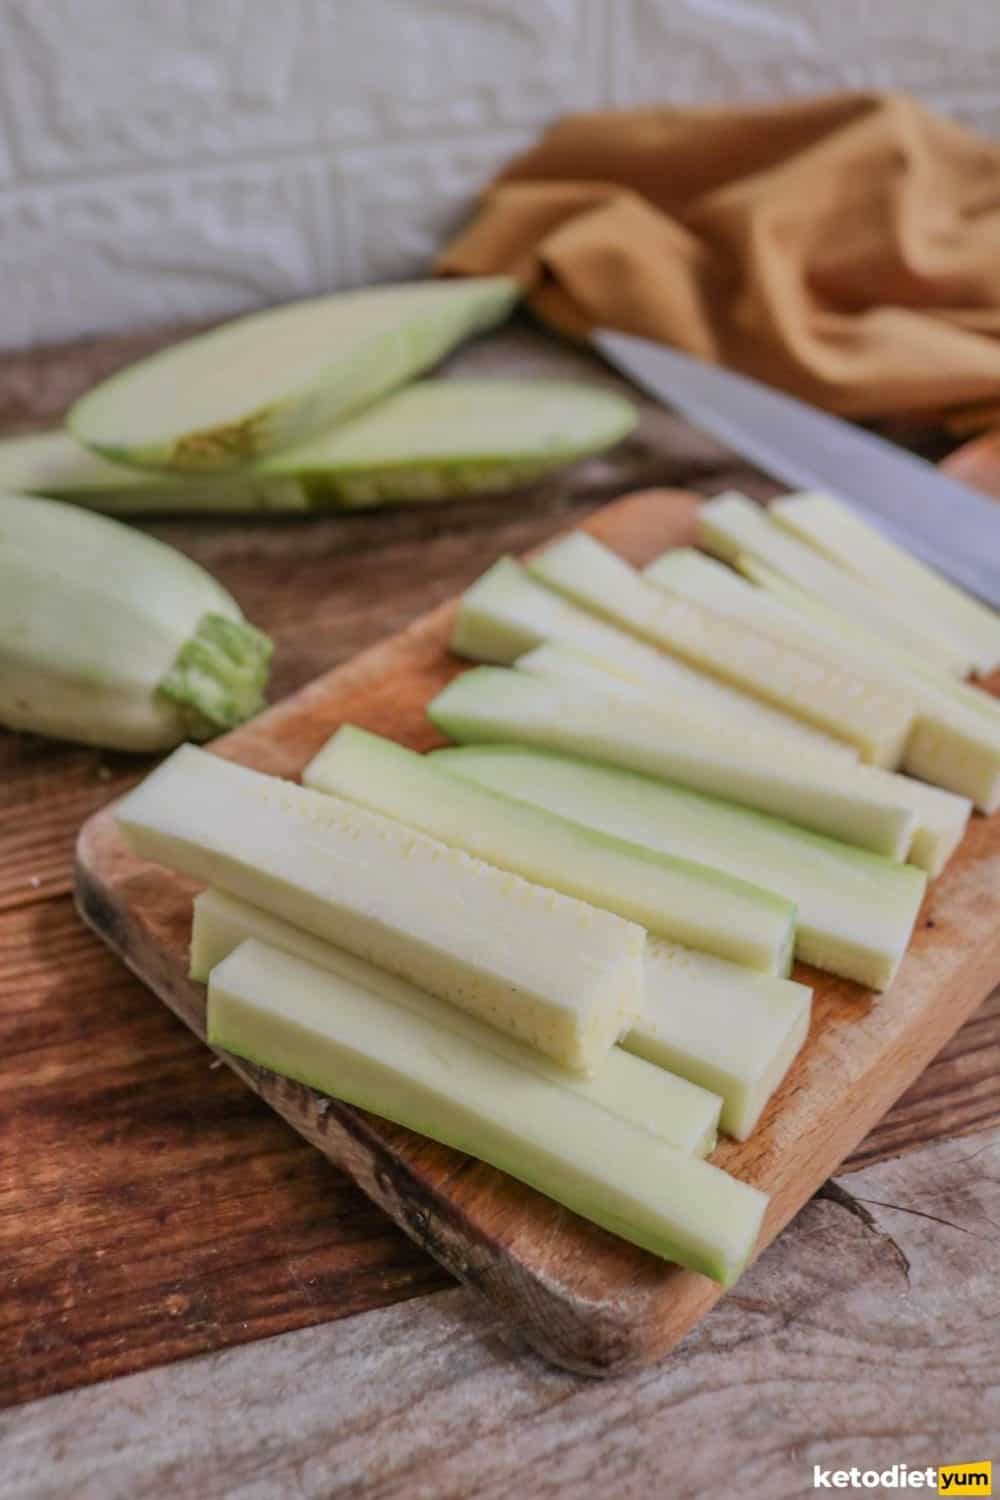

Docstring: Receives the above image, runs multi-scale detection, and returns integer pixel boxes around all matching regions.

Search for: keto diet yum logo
[812,1461,991,1493]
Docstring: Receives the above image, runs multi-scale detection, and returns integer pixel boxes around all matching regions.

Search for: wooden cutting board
[75,488,1000,1377]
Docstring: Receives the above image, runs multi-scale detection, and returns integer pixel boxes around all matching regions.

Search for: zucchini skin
[0,494,272,750]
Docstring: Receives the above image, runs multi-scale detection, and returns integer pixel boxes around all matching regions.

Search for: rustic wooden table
[1,321,998,1494]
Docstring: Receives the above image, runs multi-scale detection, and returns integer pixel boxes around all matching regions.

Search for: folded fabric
[439,92,1000,420]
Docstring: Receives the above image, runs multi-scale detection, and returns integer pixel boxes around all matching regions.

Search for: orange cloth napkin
[438,92,1000,420]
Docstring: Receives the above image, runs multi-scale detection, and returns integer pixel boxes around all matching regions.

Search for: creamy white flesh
[192,890,720,1156]
[631,940,812,1140]
[771,491,1000,676]
[643,549,974,872]
[456,557,852,755]
[698,492,972,675]
[685,543,1000,815]
[208,941,767,1283]
[428,667,916,859]
[117,745,644,1074]
[432,745,927,991]
[304,727,795,976]
[529,532,913,766]
[69,278,518,469]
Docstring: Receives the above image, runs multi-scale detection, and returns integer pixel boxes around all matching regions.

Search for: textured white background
[1,0,999,349]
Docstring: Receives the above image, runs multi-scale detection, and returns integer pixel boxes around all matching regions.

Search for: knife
[593,329,1000,608]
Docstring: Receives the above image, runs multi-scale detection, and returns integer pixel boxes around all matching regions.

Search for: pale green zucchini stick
[69,276,519,471]
[4,380,636,515]
[635,940,812,1140]
[655,540,1000,817]
[431,744,927,991]
[642,549,974,873]
[514,641,856,758]
[451,555,851,756]
[208,940,768,1283]
[191,889,722,1157]
[740,549,1000,734]
[698,491,972,676]
[0,492,272,750]
[770,491,1000,677]
[304,726,796,976]
[528,530,913,766]
[117,745,644,1075]
[740,559,1000,816]
[427,666,917,859]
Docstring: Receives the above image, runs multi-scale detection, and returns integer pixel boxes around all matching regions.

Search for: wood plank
[0,895,448,1412]
[76,488,1000,1378]
[4,1128,998,1500]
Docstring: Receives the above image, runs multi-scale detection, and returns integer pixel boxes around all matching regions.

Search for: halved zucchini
[69,277,518,471]
[14,379,634,512]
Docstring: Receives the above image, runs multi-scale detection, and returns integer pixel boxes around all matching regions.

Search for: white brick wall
[1,0,998,349]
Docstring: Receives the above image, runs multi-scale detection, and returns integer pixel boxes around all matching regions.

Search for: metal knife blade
[594,329,1000,608]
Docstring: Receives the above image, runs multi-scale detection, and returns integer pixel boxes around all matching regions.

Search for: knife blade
[594,329,1000,608]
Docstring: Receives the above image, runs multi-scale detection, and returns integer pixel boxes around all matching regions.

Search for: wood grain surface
[3,320,999,1408]
[5,1126,998,1500]
[76,485,1000,1377]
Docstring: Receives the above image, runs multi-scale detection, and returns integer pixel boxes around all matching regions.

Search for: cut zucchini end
[158,611,273,738]
[628,939,814,1142]
[903,722,1000,815]
[450,563,541,662]
[722,1002,812,1142]
[795,889,924,990]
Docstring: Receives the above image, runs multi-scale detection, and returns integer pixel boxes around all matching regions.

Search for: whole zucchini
[0,493,272,750]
